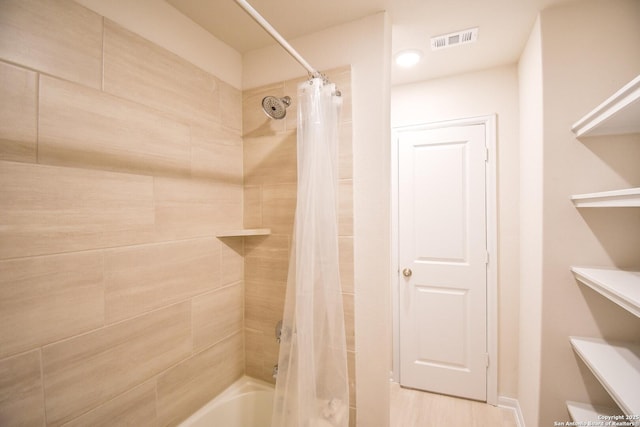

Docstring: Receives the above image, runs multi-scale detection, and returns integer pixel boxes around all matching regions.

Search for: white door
[398,124,488,401]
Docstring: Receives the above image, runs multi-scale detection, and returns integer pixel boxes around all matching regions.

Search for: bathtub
[179,376,274,427]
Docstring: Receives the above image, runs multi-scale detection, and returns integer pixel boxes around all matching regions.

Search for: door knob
[402,268,412,277]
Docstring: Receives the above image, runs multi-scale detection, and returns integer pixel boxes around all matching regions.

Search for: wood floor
[390,382,518,426]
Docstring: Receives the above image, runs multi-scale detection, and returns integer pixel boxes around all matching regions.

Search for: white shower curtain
[271,77,349,427]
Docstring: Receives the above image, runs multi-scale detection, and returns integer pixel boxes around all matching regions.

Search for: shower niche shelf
[216,228,271,238]
[571,267,640,318]
[571,74,640,137]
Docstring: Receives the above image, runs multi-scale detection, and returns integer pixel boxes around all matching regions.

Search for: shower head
[262,95,291,120]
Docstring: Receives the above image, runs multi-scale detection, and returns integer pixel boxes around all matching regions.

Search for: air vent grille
[430,27,478,50]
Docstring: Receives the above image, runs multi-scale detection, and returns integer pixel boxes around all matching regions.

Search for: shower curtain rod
[233,0,322,79]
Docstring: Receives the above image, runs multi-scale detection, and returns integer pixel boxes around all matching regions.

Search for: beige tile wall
[0,62,37,162]
[242,68,356,423]
[0,0,244,425]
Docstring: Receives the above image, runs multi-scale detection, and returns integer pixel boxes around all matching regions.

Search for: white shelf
[572,75,640,137]
[569,337,640,416]
[571,267,640,318]
[566,401,620,423]
[571,187,640,207]
[216,228,271,237]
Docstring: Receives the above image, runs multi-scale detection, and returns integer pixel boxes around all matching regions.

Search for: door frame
[390,115,498,405]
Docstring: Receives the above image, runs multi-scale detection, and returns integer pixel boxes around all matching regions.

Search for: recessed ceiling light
[395,50,422,68]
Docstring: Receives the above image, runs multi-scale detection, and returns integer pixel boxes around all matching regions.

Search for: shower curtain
[271,77,349,427]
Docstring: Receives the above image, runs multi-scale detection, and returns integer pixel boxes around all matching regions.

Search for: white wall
[517,16,544,427]
[391,64,521,399]
[244,13,392,427]
[75,0,243,88]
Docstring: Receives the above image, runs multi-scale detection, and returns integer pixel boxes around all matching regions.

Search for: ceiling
[167,0,573,86]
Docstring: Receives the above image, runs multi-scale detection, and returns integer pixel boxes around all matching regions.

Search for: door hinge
[484,251,489,264]
[484,147,489,162]
[484,353,490,368]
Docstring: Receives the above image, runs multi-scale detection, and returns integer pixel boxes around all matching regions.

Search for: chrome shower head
[262,95,291,120]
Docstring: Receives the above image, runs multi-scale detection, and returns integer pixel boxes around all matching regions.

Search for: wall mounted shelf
[570,337,640,417]
[571,75,640,137]
[566,401,619,424]
[216,228,271,238]
[571,187,640,207]
[571,267,640,318]
[567,75,640,426]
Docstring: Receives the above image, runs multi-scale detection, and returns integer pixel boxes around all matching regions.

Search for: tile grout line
[35,70,39,164]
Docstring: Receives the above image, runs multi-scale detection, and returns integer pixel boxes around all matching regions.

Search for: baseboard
[498,396,525,427]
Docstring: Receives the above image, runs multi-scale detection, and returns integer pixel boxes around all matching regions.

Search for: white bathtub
[179,376,274,427]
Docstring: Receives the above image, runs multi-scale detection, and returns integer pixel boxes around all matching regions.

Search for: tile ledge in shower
[216,228,271,238]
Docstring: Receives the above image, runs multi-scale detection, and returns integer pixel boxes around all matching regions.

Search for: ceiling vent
[430,27,478,50]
